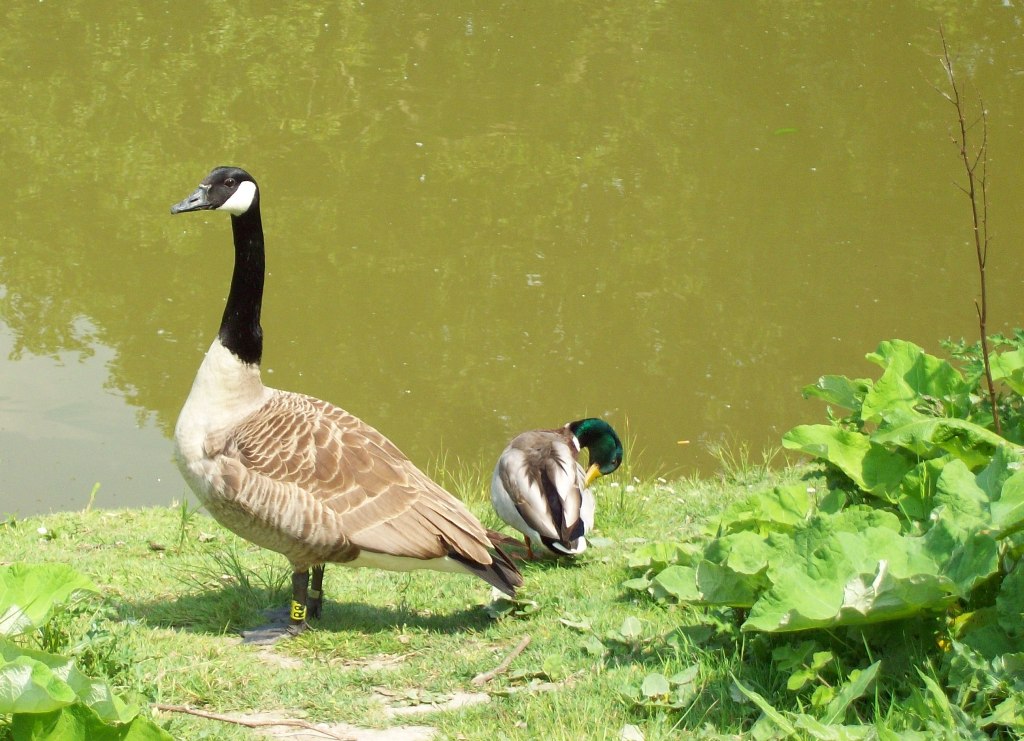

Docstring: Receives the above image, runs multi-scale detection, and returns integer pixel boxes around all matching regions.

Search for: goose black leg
[240,568,310,644]
[288,569,310,635]
[308,564,325,620]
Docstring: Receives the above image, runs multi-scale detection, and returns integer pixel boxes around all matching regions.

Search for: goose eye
[225,178,237,188]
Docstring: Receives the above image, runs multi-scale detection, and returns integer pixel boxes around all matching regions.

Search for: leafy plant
[625,337,1024,734]
[622,665,700,711]
[945,331,1024,444]
[633,340,1024,628]
[0,563,171,740]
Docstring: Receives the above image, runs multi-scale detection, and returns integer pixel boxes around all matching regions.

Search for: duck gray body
[490,418,623,559]
[491,426,593,558]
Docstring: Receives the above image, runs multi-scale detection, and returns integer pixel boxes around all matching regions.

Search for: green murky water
[2,2,1023,514]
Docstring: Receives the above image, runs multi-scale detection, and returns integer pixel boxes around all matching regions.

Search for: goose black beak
[170,184,213,214]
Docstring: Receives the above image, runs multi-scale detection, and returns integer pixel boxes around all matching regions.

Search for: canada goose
[169,166,522,640]
[490,419,623,559]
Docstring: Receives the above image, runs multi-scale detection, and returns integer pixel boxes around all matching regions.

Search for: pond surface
[2,2,1023,515]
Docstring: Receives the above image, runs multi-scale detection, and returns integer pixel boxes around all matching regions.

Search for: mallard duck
[169,166,522,641]
[490,418,623,559]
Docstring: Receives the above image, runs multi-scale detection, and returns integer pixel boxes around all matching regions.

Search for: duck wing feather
[497,429,584,544]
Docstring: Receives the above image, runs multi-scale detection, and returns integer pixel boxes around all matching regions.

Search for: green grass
[0,461,811,739]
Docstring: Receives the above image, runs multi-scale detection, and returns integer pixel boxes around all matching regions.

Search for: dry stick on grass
[471,634,532,685]
[152,704,354,741]
[937,25,1001,436]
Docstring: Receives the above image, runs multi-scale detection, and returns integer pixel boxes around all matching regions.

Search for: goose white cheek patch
[218,180,257,215]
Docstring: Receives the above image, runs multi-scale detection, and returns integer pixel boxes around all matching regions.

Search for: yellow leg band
[290,601,307,622]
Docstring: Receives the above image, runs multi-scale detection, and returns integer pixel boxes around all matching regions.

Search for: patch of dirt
[249,645,408,671]
[154,706,436,741]
[372,688,490,717]
[254,647,304,670]
[226,711,436,741]
[335,653,408,672]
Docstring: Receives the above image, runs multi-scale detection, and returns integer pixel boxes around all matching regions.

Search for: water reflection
[1,2,1022,514]
[0,322,180,514]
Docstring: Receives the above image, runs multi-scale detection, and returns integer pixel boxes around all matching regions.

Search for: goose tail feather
[449,535,524,597]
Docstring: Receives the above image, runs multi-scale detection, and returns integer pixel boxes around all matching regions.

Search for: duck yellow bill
[584,463,602,488]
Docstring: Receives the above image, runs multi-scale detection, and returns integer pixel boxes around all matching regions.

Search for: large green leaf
[801,375,872,414]
[871,418,1020,468]
[904,457,1003,594]
[11,702,173,741]
[694,560,761,607]
[706,530,777,576]
[990,468,1024,537]
[744,565,846,632]
[0,654,76,715]
[0,564,99,637]
[0,642,135,723]
[989,347,1024,396]
[896,458,950,522]
[975,446,1022,507]
[649,566,699,602]
[940,534,999,597]
[744,513,955,632]
[930,458,991,537]
[782,425,913,498]
[864,340,971,420]
[717,484,812,536]
[997,561,1024,641]
[861,368,927,429]
[625,542,697,571]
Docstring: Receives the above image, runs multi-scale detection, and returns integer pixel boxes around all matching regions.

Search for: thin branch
[471,634,532,685]
[152,704,354,740]
[939,25,1001,435]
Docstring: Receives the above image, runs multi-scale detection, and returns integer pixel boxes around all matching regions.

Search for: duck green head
[568,418,624,487]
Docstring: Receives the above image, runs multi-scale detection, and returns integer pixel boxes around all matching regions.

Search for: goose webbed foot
[286,620,311,637]
[239,604,300,644]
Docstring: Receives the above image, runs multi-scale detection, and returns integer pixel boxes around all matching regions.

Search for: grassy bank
[0,457,804,740]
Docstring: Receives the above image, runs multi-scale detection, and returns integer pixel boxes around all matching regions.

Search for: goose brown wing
[226,392,493,564]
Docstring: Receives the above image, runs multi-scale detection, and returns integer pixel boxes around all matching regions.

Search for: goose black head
[171,166,259,217]
[568,418,624,486]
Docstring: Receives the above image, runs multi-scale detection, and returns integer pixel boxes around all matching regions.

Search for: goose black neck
[219,206,264,366]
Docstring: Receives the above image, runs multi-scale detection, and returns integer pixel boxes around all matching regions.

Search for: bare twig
[152,704,354,740]
[471,634,532,685]
[939,25,1001,435]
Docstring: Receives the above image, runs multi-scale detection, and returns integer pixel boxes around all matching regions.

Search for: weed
[706,438,781,487]
[173,498,201,553]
